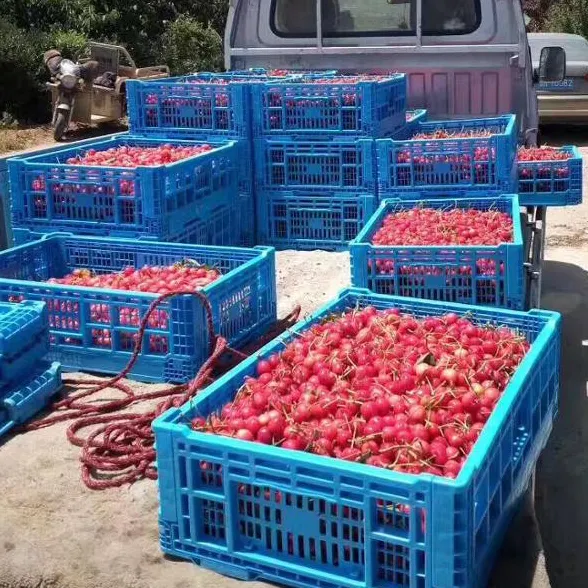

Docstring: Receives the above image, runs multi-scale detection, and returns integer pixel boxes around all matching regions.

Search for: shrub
[546,0,588,39]
[161,16,223,75]
[50,30,89,61]
[0,21,50,122]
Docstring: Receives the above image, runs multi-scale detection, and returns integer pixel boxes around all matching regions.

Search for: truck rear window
[272,0,481,37]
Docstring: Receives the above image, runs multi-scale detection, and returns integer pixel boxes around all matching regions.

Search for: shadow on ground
[536,259,588,588]
[489,258,588,588]
[540,125,588,148]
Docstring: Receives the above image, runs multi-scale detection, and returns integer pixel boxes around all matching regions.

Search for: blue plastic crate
[1,157,12,249]
[0,300,49,385]
[8,135,240,243]
[11,202,248,250]
[377,115,517,197]
[10,198,247,249]
[0,235,277,383]
[254,137,376,193]
[127,75,254,138]
[517,145,583,206]
[1,134,130,250]
[350,195,524,309]
[252,74,407,137]
[153,287,561,588]
[0,361,62,439]
[132,135,255,247]
[257,190,377,251]
[217,69,338,79]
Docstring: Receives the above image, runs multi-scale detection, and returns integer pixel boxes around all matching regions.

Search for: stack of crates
[125,69,338,246]
[0,300,61,438]
[252,74,407,250]
[127,71,268,245]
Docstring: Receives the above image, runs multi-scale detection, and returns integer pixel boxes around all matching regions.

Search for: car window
[272,0,480,37]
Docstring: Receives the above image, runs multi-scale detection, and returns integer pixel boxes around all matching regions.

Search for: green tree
[0,0,98,35]
[524,0,556,31]
[0,20,50,121]
[546,0,588,38]
[161,16,224,75]
[0,0,230,121]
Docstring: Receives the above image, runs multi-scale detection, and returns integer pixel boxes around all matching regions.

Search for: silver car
[529,32,588,122]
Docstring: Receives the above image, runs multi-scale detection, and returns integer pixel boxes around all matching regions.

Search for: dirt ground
[0,126,587,588]
[0,122,128,156]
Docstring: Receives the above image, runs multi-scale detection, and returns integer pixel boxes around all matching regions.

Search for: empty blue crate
[252,74,407,137]
[0,235,277,383]
[153,287,561,588]
[378,115,517,196]
[0,361,62,439]
[517,145,583,206]
[254,137,376,192]
[8,134,240,244]
[257,191,377,251]
[0,300,49,384]
[350,194,524,309]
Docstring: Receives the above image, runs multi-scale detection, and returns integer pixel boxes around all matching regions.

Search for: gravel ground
[0,128,587,588]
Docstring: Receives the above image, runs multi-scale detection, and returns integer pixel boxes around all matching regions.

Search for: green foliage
[0,0,229,121]
[50,30,89,60]
[0,0,98,35]
[0,20,50,122]
[524,0,556,31]
[161,16,223,75]
[546,0,588,38]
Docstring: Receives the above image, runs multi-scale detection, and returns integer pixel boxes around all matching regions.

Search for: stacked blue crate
[126,72,262,245]
[377,115,518,199]
[126,70,339,246]
[252,74,407,250]
[0,300,62,439]
[8,135,241,245]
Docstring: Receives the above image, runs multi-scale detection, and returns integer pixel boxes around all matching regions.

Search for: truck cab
[225,0,538,142]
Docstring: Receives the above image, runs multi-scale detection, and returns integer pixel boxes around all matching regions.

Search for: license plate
[537,79,575,91]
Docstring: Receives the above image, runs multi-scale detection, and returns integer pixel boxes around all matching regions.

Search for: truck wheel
[53,110,69,141]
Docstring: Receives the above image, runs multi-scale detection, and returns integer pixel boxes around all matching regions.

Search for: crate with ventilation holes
[350,194,525,310]
[153,287,560,588]
[254,136,376,193]
[0,300,49,385]
[377,115,517,197]
[517,145,582,207]
[8,134,240,245]
[0,361,62,439]
[252,74,407,137]
[0,235,277,383]
[256,190,377,251]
